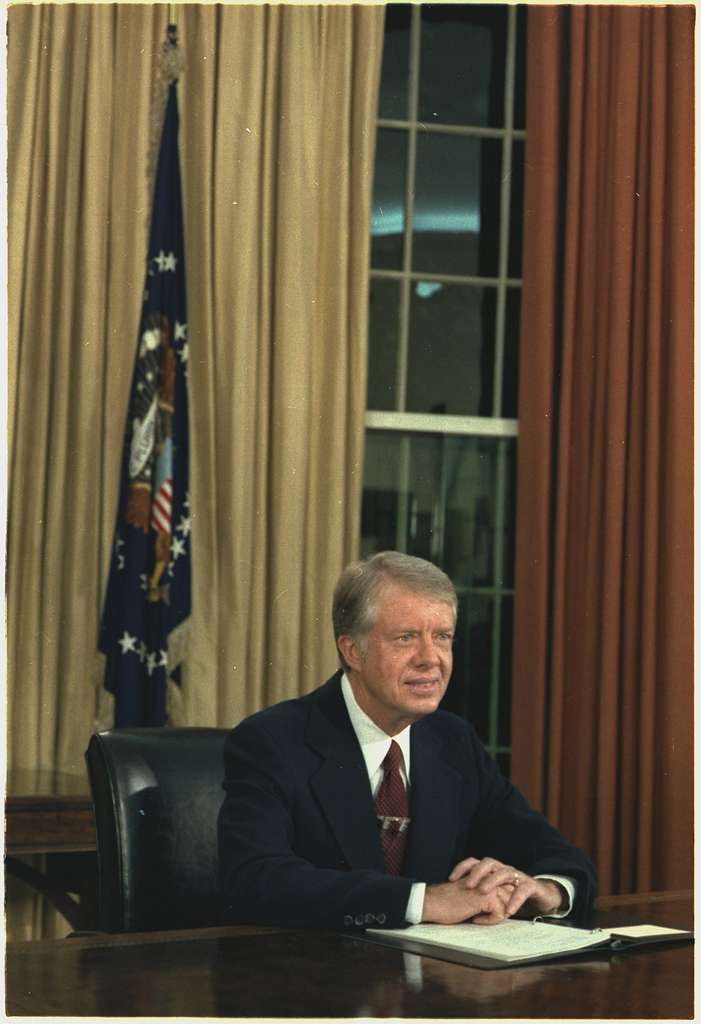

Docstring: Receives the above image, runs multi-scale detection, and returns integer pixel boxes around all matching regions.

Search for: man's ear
[337,634,363,672]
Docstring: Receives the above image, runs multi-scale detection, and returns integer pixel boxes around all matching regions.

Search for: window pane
[441,592,493,740]
[508,139,525,278]
[367,278,401,411]
[501,435,517,589]
[378,5,412,120]
[405,282,496,416]
[371,129,407,270]
[360,433,402,554]
[412,135,501,277]
[442,436,514,589]
[502,287,520,419]
[498,595,513,745]
[419,5,507,128]
[405,434,445,561]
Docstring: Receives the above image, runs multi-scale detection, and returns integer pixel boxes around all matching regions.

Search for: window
[362,4,526,774]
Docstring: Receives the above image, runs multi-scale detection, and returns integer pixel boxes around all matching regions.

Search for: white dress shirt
[340,674,426,921]
[340,673,575,923]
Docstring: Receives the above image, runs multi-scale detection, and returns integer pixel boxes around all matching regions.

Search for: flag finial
[161,24,185,84]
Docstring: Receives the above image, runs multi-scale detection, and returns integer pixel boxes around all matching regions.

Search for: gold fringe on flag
[147,23,186,206]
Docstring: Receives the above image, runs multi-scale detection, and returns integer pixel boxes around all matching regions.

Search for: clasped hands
[422,857,564,926]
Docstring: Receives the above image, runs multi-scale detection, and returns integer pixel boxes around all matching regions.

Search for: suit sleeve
[217,717,413,930]
[463,727,597,922]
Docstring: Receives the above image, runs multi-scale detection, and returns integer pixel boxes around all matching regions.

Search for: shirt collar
[340,672,412,780]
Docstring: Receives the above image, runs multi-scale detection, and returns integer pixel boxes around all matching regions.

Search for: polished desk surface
[6,892,693,1018]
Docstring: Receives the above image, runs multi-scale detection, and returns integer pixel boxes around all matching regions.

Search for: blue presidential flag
[99,73,190,727]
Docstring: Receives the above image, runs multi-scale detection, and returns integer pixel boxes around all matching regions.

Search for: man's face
[340,583,455,735]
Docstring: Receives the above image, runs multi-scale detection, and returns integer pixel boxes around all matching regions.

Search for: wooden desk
[6,893,693,1017]
[5,769,97,931]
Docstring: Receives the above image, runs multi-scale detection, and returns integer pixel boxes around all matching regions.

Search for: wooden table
[6,892,693,1017]
[5,769,97,931]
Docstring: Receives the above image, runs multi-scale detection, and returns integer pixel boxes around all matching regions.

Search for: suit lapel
[306,675,386,872]
[403,717,463,883]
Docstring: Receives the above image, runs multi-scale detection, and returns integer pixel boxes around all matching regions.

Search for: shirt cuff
[405,881,426,924]
[534,874,576,917]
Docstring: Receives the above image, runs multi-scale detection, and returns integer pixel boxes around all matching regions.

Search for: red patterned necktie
[375,740,410,875]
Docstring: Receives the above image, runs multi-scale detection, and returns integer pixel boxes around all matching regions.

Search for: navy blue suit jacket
[218,672,596,930]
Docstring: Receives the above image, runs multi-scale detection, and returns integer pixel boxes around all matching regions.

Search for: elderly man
[218,551,595,930]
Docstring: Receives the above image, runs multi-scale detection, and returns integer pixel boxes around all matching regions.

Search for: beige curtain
[178,4,383,723]
[7,3,384,938]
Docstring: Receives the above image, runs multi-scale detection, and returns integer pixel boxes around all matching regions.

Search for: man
[218,552,595,930]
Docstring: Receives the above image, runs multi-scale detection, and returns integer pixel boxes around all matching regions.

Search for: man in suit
[218,551,595,930]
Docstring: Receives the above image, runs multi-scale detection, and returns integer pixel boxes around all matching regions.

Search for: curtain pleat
[175,4,383,722]
[512,6,693,896]
[7,2,384,937]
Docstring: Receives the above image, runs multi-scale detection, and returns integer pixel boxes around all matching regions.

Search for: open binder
[361,918,693,970]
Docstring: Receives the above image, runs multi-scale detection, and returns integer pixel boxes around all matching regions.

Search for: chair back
[86,727,228,932]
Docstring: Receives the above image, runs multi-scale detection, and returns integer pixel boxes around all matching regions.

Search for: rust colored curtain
[512,6,694,896]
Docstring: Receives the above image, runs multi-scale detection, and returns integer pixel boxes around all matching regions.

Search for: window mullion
[372,268,523,288]
[378,118,525,142]
[492,4,517,419]
[365,411,518,438]
[396,7,422,413]
[489,7,518,756]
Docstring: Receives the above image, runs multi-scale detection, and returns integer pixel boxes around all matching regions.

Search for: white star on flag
[176,513,192,537]
[177,343,189,365]
[171,535,187,561]
[118,631,138,655]
[153,250,168,271]
[115,536,126,570]
[174,321,188,342]
[163,252,178,271]
[145,650,158,676]
[158,650,168,668]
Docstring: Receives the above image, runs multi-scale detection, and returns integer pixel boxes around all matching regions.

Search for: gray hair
[332,551,457,669]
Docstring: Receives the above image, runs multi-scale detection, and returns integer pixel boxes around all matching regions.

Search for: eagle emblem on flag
[126,311,177,604]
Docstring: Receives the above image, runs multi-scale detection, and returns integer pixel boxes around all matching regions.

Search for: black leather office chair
[85,727,229,933]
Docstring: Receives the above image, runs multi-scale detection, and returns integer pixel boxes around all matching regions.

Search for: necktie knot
[383,739,403,774]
